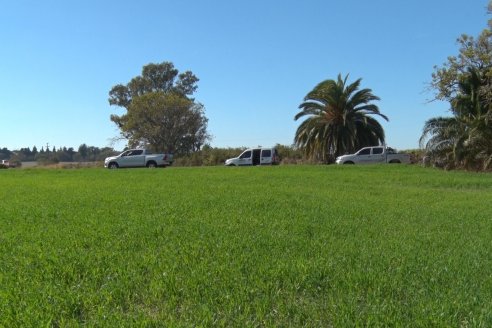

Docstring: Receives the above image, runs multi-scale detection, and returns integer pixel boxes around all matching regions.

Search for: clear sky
[0,0,489,151]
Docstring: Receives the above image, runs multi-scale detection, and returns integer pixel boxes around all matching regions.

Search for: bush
[172,145,316,166]
[173,146,246,167]
[401,149,425,165]
[36,158,60,166]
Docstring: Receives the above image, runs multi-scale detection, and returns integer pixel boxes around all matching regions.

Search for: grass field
[1,165,491,326]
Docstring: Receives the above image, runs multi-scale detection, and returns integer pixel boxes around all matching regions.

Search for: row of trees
[0,147,13,160]
[1,143,308,167]
[1,144,118,164]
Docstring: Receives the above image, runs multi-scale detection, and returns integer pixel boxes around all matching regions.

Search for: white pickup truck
[335,146,410,165]
[104,149,173,169]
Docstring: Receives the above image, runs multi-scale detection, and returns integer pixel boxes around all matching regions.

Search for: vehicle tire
[108,162,119,169]
[146,161,157,168]
[343,161,355,165]
[389,160,401,164]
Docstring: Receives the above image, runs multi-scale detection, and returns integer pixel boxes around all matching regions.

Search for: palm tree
[294,74,388,162]
[420,68,492,170]
[419,116,465,168]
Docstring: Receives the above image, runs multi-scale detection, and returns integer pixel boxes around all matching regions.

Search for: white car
[336,146,410,165]
[225,147,279,166]
[104,149,173,169]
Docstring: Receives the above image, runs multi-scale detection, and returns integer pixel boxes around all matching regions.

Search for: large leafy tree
[108,62,209,153]
[294,74,388,162]
[431,30,492,106]
[124,92,209,154]
[489,1,492,30]
[423,17,492,170]
[422,67,492,169]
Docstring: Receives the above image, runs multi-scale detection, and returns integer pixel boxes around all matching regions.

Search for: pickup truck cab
[104,149,173,169]
[225,147,279,166]
[335,146,410,165]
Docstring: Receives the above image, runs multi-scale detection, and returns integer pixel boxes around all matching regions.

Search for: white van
[225,147,279,166]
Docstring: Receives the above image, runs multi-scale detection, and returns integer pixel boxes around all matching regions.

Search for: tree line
[0,144,118,165]
[0,144,310,167]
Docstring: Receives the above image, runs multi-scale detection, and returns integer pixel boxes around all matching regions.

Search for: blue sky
[0,0,489,151]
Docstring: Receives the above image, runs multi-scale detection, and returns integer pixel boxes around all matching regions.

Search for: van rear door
[260,149,272,165]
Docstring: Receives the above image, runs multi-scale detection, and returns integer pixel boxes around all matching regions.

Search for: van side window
[372,147,383,155]
[240,151,251,159]
[261,149,271,157]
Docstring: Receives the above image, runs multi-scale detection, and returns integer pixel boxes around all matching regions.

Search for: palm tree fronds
[294,74,388,162]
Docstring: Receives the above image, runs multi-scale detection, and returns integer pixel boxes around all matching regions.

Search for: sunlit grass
[1,165,491,326]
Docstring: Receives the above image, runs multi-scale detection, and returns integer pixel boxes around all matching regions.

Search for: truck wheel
[109,162,119,169]
[389,160,401,164]
[147,161,157,168]
[343,161,355,165]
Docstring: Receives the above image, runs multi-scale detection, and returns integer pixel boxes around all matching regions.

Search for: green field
[1,165,492,326]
